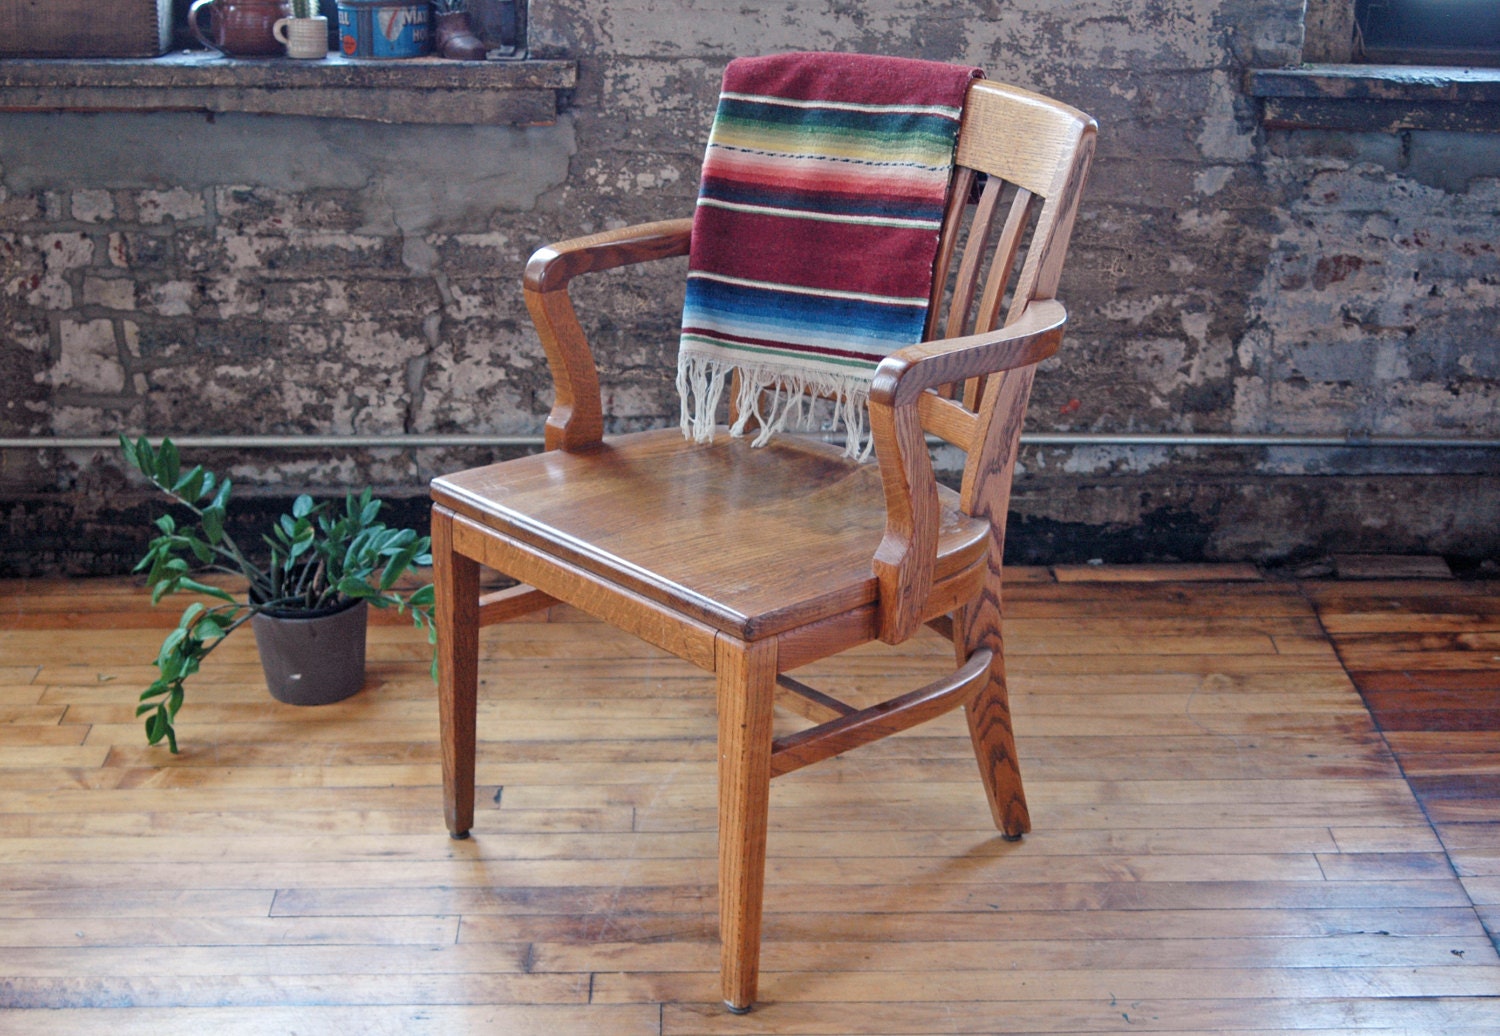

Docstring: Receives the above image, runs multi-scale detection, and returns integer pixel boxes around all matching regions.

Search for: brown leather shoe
[435,11,486,60]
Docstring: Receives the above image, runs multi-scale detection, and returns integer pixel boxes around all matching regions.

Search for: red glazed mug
[190,0,293,56]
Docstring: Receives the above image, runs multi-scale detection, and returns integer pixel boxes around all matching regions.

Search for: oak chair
[431,78,1096,1013]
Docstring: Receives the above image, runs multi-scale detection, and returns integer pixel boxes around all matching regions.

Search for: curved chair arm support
[522,218,694,451]
[867,300,1067,644]
[874,299,1066,407]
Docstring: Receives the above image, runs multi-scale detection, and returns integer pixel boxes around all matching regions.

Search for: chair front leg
[434,506,482,839]
[715,636,777,1013]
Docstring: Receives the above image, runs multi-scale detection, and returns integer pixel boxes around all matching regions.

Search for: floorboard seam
[1297,577,1500,959]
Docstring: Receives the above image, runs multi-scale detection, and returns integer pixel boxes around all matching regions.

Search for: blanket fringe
[677,353,874,461]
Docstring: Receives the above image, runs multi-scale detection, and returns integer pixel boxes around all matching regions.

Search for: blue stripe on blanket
[683,276,926,354]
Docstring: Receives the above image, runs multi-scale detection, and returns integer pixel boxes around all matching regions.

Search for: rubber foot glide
[724,1001,753,1015]
[450,830,471,841]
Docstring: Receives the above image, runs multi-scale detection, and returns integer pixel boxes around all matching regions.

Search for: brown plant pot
[252,598,368,706]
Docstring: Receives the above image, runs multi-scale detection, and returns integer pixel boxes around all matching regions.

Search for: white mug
[273,16,329,60]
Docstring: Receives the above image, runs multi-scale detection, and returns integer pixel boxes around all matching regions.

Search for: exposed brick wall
[1,0,1496,573]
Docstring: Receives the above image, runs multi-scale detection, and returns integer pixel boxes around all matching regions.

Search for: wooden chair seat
[431,429,989,641]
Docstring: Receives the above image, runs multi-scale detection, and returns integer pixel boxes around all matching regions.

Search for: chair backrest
[917,80,1096,527]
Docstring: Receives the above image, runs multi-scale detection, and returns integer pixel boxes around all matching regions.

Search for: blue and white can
[337,0,429,58]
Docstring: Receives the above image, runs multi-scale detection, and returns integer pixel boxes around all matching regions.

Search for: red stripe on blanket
[688,206,943,297]
[722,52,982,110]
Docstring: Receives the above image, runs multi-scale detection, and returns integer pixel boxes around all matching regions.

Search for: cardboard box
[0,0,174,58]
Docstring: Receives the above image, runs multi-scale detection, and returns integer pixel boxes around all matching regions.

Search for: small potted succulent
[273,0,330,58]
[121,435,435,752]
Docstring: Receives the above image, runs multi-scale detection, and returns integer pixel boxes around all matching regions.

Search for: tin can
[336,0,428,58]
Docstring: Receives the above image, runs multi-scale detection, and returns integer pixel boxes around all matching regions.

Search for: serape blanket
[677,51,981,457]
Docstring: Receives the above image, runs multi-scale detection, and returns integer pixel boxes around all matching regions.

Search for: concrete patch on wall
[0,112,577,463]
[0,112,576,235]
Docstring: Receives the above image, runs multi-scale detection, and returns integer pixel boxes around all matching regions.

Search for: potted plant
[273,0,329,58]
[120,435,436,752]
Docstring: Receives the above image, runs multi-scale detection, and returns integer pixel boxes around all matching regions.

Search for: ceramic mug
[189,0,291,57]
[274,16,330,59]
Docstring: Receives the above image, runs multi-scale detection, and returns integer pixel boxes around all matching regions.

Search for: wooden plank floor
[1,569,1497,1034]
[1304,577,1500,956]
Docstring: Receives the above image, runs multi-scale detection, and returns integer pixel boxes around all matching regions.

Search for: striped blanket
[676,52,981,457]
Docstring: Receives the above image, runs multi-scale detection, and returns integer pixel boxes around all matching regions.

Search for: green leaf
[379,541,423,591]
[144,551,172,589]
[192,612,225,637]
[154,514,177,536]
[158,439,181,489]
[149,576,176,606]
[135,437,157,476]
[155,654,184,684]
[293,494,315,519]
[173,465,206,502]
[179,578,237,604]
[336,576,373,599]
[201,506,224,545]
[287,523,316,563]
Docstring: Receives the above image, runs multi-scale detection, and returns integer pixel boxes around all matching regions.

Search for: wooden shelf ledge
[1247,64,1500,132]
[0,51,576,126]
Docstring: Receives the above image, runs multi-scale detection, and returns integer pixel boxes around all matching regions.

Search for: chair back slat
[960,185,1037,411]
[924,166,977,342]
[976,186,1035,336]
[943,174,1005,342]
[915,79,1095,520]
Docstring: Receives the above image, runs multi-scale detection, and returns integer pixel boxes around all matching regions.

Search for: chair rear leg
[959,595,1030,840]
[716,636,777,1013]
[434,506,481,839]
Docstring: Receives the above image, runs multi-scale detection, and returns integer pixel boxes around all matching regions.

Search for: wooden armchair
[430,78,1096,1013]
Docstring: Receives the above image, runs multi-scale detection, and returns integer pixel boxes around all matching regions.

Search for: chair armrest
[523,218,694,451]
[525,218,694,292]
[866,300,1067,644]
[871,299,1066,407]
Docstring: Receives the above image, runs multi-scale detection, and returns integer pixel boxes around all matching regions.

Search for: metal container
[335,0,428,58]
